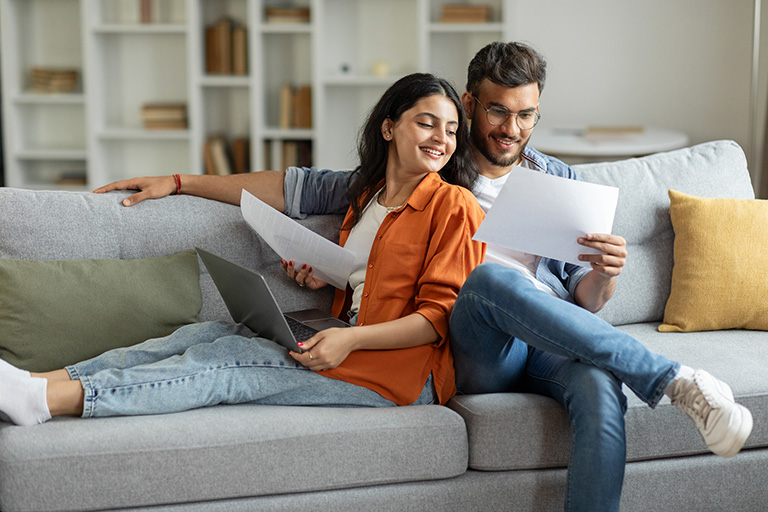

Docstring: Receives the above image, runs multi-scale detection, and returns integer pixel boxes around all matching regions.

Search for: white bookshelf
[1,0,512,190]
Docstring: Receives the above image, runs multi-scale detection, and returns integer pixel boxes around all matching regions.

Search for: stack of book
[279,84,312,129]
[29,67,79,93]
[440,4,491,23]
[264,6,310,24]
[203,136,250,175]
[141,103,188,130]
[205,18,248,75]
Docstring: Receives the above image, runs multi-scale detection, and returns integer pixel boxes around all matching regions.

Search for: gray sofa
[0,139,765,512]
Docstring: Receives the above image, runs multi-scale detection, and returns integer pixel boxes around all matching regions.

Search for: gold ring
[308,352,313,360]
[299,283,305,287]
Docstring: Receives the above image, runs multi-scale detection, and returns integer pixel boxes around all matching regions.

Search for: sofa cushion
[659,190,768,332]
[0,404,467,512]
[575,140,754,326]
[0,251,202,372]
[0,188,342,324]
[448,323,768,471]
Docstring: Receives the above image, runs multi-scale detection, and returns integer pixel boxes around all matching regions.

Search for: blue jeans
[67,321,436,418]
[449,263,679,512]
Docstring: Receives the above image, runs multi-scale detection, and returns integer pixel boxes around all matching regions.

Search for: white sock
[0,374,52,426]
[664,365,696,398]
[0,358,30,378]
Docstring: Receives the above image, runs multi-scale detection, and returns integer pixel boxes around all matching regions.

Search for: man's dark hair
[466,41,547,95]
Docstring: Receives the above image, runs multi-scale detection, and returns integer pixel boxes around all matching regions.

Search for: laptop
[196,248,350,353]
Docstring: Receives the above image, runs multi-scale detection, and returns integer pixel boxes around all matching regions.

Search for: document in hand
[240,190,356,289]
[472,168,619,267]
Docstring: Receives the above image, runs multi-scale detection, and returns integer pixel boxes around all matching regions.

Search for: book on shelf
[264,7,311,24]
[232,137,251,174]
[279,84,312,129]
[232,25,248,76]
[205,18,248,75]
[203,136,251,175]
[440,4,491,23]
[204,136,232,176]
[265,139,312,170]
[28,67,79,94]
[141,103,188,130]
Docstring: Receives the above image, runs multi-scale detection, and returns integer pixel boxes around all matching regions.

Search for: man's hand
[574,233,627,313]
[577,233,627,278]
[93,176,177,207]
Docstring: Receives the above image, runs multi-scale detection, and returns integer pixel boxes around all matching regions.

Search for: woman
[0,73,485,425]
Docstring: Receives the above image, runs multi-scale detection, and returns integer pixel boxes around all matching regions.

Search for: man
[96,42,752,512]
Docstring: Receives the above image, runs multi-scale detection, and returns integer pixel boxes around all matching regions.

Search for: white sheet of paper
[240,190,356,289]
[473,168,619,268]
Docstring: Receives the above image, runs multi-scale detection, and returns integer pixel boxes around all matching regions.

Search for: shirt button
[368,263,374,268]
[364,292,369,298]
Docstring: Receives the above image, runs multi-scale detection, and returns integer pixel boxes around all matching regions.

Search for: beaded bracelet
[172,174,182,195]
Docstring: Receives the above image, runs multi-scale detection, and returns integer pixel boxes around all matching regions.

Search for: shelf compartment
[95,138,190,184]
[7,159,88,190]
[320,0,419,81]
[95,33,188,131]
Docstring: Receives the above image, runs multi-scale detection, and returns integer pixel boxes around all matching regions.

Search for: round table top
[530,126,690,157]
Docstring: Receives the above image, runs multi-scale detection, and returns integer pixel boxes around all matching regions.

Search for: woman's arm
[289,313,437,371]
[93,171,286,209]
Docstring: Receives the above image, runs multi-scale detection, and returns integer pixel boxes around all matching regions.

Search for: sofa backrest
[575,140,754,326]
[0,189,341,323]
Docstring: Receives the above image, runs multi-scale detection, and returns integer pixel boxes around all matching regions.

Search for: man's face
[463,81,540,172]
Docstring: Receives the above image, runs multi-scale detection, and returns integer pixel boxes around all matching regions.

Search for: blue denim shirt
[282,146,590,301]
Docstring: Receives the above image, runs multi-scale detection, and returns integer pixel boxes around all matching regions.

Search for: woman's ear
[381,118,393,141]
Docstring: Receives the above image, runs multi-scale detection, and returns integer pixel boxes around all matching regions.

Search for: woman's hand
[93,176,177,206]
[281,260,328,290]
[289,327,359,370]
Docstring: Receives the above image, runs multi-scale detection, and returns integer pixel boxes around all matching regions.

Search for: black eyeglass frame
[472,96,541,130]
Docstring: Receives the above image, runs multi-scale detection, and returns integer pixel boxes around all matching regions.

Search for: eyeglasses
[473,96,540,130]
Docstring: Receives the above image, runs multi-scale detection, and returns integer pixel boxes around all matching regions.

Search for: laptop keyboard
[284,315,318,342]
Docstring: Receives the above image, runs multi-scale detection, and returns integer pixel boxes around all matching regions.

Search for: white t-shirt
[343,191,395,316]
[473,160,559,297]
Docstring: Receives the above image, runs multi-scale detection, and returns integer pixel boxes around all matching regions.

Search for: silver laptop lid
[196,248,303,353]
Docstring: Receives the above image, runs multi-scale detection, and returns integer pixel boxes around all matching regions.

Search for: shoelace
[671,375,720,429]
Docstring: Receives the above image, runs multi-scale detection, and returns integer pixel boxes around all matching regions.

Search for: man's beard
[470,127,528,168]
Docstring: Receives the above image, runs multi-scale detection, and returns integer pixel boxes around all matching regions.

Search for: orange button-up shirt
[322,172,486,405]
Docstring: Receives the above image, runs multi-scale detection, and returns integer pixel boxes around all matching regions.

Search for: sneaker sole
[708,403,753,458]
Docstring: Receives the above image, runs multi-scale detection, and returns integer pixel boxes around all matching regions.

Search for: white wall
[510,0,761,186]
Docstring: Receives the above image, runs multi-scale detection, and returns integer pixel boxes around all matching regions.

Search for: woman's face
[382,94,459,176]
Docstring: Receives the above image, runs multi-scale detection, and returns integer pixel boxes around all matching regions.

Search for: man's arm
[573,233,627,313]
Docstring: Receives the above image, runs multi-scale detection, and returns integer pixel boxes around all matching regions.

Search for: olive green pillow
[659,190,768,332]
[0,250,202,372]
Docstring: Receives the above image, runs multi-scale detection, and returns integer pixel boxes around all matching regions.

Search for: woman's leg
[66,321,244,380]
[77,334,396,418]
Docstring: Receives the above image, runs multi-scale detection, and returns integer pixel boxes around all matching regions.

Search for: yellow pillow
[659,190,768,332]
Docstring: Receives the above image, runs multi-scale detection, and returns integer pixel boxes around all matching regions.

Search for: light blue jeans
[449,263,679,512]
[66,321,436,418]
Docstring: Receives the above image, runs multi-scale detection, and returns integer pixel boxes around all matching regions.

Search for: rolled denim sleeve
[283,166,355,219]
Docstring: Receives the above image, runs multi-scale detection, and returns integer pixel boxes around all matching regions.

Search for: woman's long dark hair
[345,73,478,228]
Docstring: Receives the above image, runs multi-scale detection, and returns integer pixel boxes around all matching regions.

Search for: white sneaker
[670,369,753,458]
